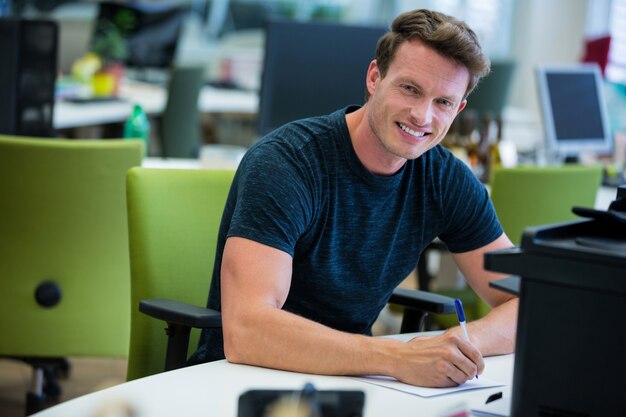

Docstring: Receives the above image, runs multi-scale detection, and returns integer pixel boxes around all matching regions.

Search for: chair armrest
[389,288,457,314]
[139,299,222,372]
[388,288,457,333]
[139,299,222,328]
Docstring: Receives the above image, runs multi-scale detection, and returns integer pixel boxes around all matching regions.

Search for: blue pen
[454,298,478,379]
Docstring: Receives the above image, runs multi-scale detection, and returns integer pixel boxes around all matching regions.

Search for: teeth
[399,123,425,137]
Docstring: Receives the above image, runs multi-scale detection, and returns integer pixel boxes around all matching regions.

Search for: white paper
[354,375,506,398]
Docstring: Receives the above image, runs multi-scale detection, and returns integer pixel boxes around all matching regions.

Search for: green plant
[90,20,128,66]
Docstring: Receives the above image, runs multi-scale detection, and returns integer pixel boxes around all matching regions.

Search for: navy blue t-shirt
[189,106,502,364]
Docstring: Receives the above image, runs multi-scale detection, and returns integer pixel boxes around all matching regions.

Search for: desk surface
[54,80,258,130]
[33,333,513,417]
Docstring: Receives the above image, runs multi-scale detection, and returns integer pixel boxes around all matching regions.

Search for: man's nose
[409,100,433,126]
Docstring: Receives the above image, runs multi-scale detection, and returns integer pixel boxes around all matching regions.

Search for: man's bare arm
[450,233,518,355]
[221,236,483,387]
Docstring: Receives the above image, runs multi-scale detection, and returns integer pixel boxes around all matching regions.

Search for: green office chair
[431,164,603,327]
[125,168,457,380]
[490,164,603,245]
[158,66,206,158]
[0,135,143,414]
[126,168,234,380]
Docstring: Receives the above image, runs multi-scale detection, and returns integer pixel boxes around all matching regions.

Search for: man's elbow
[222,316,253,364]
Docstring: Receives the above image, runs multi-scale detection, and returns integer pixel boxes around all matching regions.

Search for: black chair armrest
[139,299,222,328]
[388,288,457,333]
[139,298,222,372]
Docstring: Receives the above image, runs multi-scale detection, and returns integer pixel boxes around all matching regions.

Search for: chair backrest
[0,135,143,358]
[159,66,205,158]
[465,59,516,117]
[490,164,603,245]
[125,167,235,380]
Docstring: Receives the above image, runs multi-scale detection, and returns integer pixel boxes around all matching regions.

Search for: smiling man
[190,9,518,388]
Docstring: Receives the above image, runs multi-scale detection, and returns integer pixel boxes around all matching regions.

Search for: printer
[485,186,626,417]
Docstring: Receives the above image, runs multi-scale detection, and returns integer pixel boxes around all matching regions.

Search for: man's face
[365,39,469,163]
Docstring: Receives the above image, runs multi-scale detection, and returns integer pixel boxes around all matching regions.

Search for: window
[607,0,626,82]
[394,0,514,57]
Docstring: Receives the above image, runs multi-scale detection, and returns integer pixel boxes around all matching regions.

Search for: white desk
[54,80,258,130]
[32,358,514,417]
[33,333,513,417]
[141,144,247,170]
[596,185,619,209]
[142,157,203,170]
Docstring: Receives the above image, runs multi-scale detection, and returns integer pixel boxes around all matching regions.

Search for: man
[190,9,518,388]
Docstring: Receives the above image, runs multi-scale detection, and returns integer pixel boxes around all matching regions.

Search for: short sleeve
[227,141,315,257]
[438,158,503,253]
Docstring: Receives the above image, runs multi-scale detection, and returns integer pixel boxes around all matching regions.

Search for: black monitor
[536,64,612,160]
[258,19,386,136]
[90,1,189,70]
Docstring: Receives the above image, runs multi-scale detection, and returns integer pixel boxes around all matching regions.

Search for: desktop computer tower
[0,18,58,137]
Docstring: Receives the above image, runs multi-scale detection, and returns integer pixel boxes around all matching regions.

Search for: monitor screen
[258,19,386,136]
[536,64,612,158]
[91,1,189,69]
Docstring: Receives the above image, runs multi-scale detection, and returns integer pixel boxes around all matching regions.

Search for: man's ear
[366,60,380,97]
[457,99,467,114]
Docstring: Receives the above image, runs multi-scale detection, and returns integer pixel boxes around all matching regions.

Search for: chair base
[2,356,70,415]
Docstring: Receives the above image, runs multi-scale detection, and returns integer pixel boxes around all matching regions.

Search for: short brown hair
[366,9,490,100]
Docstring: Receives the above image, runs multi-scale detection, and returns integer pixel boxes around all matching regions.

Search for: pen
[454,298,477,379]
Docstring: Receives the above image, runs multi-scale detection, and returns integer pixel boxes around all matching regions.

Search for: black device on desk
[485,186,626,417]
[64,96,125,104]
[238,383,365,417]
[0,18,57,137]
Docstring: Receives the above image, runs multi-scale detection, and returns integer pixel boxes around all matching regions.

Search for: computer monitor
[536,64,612,160]
[91,1,189,70]
[258,19,386,136]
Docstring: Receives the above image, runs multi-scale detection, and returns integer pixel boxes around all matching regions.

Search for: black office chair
[158,66,205,158]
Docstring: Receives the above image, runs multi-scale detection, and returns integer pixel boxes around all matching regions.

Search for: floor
[0,357,127,417]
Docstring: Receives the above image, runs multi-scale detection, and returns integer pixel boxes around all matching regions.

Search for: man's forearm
[223,305,401,377]
[223,304,486,387]
[464,297,518,356]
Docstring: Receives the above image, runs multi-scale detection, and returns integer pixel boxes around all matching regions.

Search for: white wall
[508,0,588,112]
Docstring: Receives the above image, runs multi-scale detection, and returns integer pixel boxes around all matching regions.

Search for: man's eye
[401,84,416,93]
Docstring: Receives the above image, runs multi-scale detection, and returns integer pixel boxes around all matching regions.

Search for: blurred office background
[3,0,625,153]
[1,0,626,416]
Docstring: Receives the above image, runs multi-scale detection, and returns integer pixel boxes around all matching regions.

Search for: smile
[398,123,427,138]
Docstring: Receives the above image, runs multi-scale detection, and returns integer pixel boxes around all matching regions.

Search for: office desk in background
[54,80,259,130]
[32,333,513,417]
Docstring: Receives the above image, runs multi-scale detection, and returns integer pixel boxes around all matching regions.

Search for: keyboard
[64,96,126,104]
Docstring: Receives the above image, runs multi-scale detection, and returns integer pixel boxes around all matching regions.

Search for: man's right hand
[391,332,484,387]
